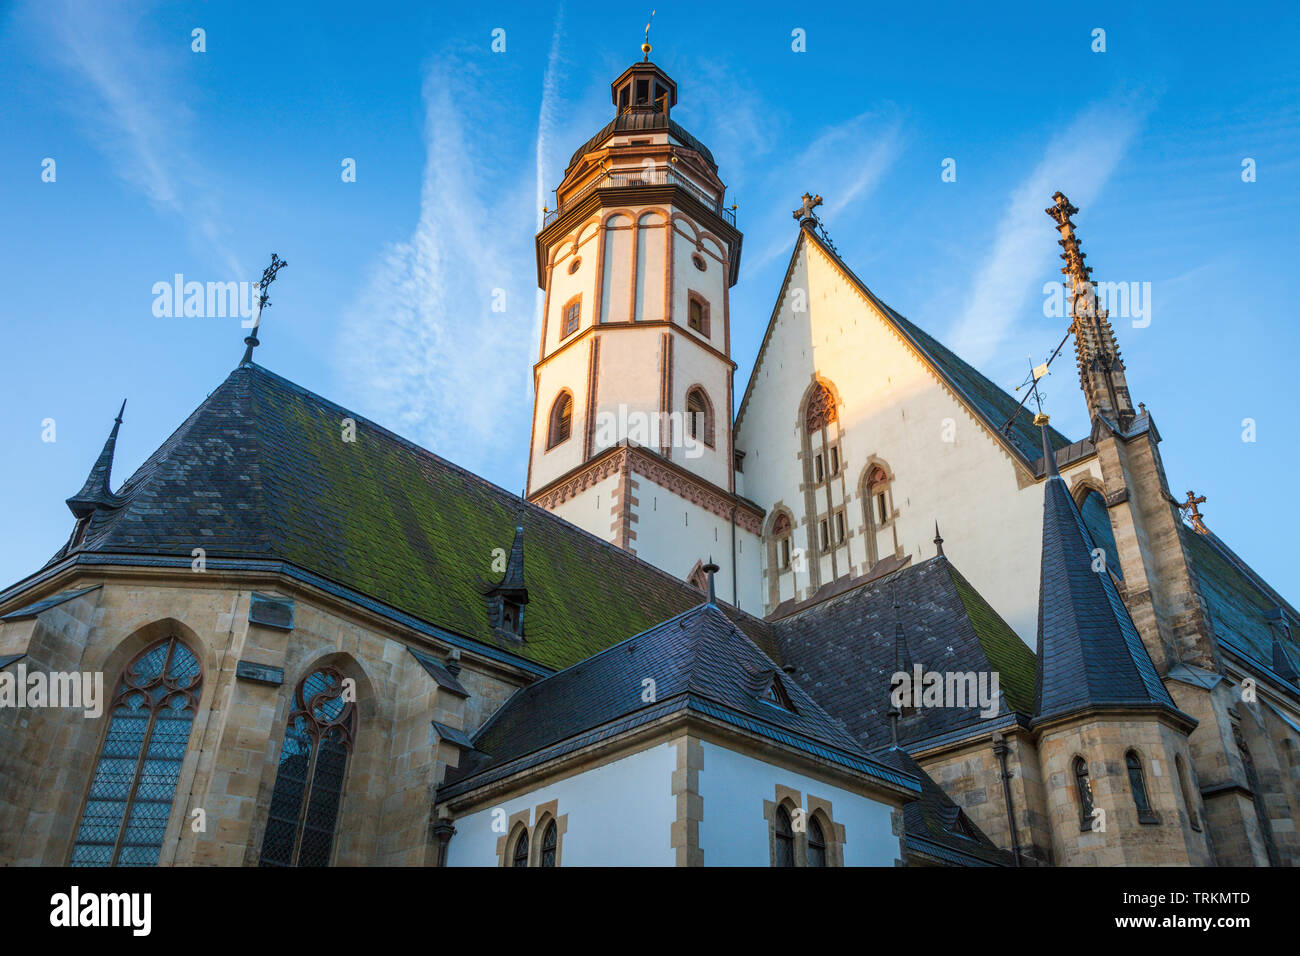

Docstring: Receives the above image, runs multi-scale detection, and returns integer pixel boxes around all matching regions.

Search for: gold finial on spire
[642,9,655,60]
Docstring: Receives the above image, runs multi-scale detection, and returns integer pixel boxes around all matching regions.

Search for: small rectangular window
[877,492,888,524]
[835,512,845,544]
[819,520,829,550]
[563,300,580,337]
[780,539,791,569]
[830,447,839,476]
[814,455,824,483]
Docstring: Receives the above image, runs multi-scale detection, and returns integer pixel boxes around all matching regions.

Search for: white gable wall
[735,237,1101,644]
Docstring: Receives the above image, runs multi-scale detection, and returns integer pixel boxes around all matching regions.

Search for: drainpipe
[730,504,738,607]
[991,731,1022,866]
[431,815,457,867]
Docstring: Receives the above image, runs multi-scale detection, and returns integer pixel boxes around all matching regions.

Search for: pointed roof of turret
[65,400,127,519]
[1031,419,1183,724]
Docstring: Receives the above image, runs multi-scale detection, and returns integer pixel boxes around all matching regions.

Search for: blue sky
[2,0,1297,600]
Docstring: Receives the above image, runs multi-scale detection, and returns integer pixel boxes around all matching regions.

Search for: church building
[2,49,1297,868]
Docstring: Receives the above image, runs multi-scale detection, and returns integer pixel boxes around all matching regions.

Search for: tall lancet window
[71,635,203,866]
[259,667,357,867]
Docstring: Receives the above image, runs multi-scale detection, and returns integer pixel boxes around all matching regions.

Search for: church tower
[525,45,763,610]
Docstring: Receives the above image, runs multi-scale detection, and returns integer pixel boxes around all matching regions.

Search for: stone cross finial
[793,192,823,222]
[1180,490,1208,534]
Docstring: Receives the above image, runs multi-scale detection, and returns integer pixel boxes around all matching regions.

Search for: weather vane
[642,9,655,60]
[241,252,289,365]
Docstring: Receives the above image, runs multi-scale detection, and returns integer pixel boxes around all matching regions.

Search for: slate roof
[772,555,1038,753]
[874,747,1014,866]
[19,363,776,672]
[566,109,717,173]
[736,227,1073,466]
[1180,524,1300,689]
[440,603,919,799]
[1033,443,1178,722]
[0,585,101,621]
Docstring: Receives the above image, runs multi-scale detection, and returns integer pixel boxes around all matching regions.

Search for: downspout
[730,504,738,607]
[992,731,1022,866]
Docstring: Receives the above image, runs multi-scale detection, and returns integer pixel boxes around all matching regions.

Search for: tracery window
[773,513,793,570]
[540,820,558,867]
[774,805,795,867]
[805,383,836,432]
[70,636,203,867]
[258,666,357,867]
[512,829,530,867]
[807,817,827,867]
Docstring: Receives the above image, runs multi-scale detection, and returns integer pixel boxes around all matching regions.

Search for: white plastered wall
[736,237,1106,645]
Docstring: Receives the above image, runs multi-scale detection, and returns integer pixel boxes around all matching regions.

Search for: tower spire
[240,253,288,366]
[66,399,127,519]
[1046,192,1135,430]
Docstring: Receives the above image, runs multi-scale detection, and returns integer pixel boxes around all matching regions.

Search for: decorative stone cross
[793,192,823,222]
[1180,490,1208,534]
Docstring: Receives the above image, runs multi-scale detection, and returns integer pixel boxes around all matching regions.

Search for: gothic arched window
[774,805,795,867]
[685,387,714,448]
[547,392,573,449]
[773,512,793,570]
[807,816,827,867]
[512,829,529,867]
[259,666,357,867]
[70,635,203,866]
[540,820,558,867]
[1073,756,1094,831]
[805,382,836,432]
[1125,750,1156,823]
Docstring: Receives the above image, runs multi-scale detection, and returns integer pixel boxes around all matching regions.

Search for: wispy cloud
[22,0,241,275]
[946,99,1149,366]
[742,111,905,276]
[340,29,568,482]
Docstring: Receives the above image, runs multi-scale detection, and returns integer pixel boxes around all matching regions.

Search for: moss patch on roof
[947,564,1037,714]
[67,364,768,671]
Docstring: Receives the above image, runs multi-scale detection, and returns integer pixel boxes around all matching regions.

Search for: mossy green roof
[62,363,770,670]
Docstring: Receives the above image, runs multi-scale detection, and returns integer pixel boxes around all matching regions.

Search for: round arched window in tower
[691,252,707,272]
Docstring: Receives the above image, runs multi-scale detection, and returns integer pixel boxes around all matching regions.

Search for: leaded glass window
[774,806,795,867]
[540,820,557,867]
[1125,750,1152,815]
[70,636,203,866]
[807,817,827,867]
[512,829,529,867]
[259,666,356,867]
